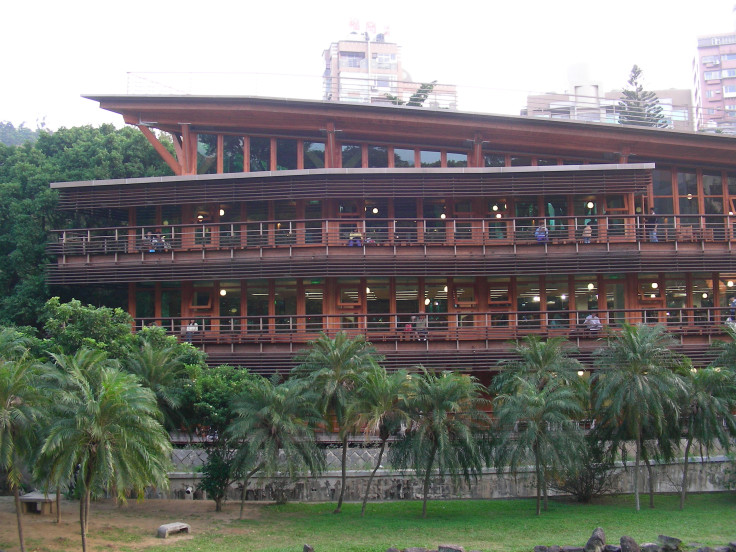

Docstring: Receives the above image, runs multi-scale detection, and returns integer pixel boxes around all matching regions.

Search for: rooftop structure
[50,95,736,377]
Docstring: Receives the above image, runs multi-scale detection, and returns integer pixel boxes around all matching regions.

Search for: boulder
[386,549,400,552]
[621,536,641,552]
[658,536,682,551]
[304,546,314,552]
[586,528,607,552]
[439,546,465,552]
[404,548,429,552]
[714,547,731,552]
[604,546,621,552]
[641,543,660,552]
[729,543,736,552]
[562,547,584,552]
[696,548,715,552]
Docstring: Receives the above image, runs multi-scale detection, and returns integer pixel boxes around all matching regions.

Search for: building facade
[694,32,736,132]
[49,96,736,379]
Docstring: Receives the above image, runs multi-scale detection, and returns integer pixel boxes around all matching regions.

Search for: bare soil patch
[0,495,261,552]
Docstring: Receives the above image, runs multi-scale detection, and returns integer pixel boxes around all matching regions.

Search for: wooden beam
[137,125,182,176]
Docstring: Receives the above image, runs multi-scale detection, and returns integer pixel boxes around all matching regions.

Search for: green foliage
[0,121,40,147]
[618,65,668,128]
[198,444,237,512]
[385,81,437,107]
[390,368,489,517]
[42,297,133,357]
[0,125,172,327]
[549,436,617,503]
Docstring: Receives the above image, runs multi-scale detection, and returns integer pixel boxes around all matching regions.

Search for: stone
[562,547,584,552]
[548,546,561,552]
[621,536,641,552]
[404,548,429,552]
[304,546,314,552]
[658,536,682,551]
[728,543,736,552]
[156,522,190,539]
[439,546,465,552]
[714,547,731,552]
[386,549,400,552]
[641,543,660,552]
[696,548,715,552]
[535,547,549,552]
[586,528,607,552]
[604,546,621,552]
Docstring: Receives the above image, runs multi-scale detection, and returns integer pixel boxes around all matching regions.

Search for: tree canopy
[618,65,668,128]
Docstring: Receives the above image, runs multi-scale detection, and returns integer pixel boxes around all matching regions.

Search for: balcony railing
[137,307,735,346]
[49,214,736,258]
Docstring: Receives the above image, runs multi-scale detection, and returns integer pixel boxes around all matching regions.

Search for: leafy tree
[618,65,668,128]
[42,297,133,357]
[228,375,324,514]
[123,326,204,430]
[493,375,584,514]
[390,368,489,518]
[41,347,171,552]
[198,444,238,513]
[549,434,617,503]
[385,81,437,107]
[0,121,40,146]
[710,322,736,368]
[678,365,736,509]
[346,366,410,516]
[592,323,687,511]
[293,331,382,513]
[0,328,43,552]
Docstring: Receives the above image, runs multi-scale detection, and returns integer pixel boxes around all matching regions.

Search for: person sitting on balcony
[583,312,602,333]
[416,314,428,341]
[347,226,363,247]
[582,224,592,244]
[645,208,659,243]
[534,223,549,244]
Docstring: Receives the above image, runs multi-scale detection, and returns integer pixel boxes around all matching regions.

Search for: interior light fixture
[651,282,659,289]
[586,201,595,209]
[577,370,584,377]
[440,213,446,219]
[219,208,225,216]
[443,285,448,293]
[496,213,502,219]
[492,204,499,211]
[533,296,540,302]
[702,292,708,299]
[220,289,227,296]
[366,287,371,294]
[728,280,734,288]
[687,194,693,200]
[561,294,567,301]
[587,283,595,291]
[650,293,656,298]
[372,207,379,214]
[424,298,431,306]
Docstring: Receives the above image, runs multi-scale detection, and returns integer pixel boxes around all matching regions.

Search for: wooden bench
[19,491,54,515]
[157,522,190,538]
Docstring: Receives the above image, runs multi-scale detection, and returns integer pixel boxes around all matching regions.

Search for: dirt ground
[0,495,260,552]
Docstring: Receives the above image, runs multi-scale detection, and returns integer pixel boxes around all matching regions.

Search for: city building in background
[694,32,736,132]
[49,95,736,377]
[523,84,693,130]
[322,21,457,109]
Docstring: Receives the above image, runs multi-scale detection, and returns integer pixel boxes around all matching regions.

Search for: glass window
[305,280,323,331]
[677,170,697,195]
[703,172,723,195]
[488,277,511,304]
[276,139,298,170]
[304,141,325,169]
[545,277,570,328]
[367,145,388,168]
[394,148,415,167]
[453,277,476,306]
[510,156,532,166]
[223,136,244,173]
[537,158,557,166]
[197,134,218,175]
[446,152,468,167]
[484,153,505,167]
[247,280,269,331]
[274,280,297,332]
[341,144,362,168]
[652,169,673,196]
[420,150,441,168]
[219,281,241,332]
[517,277,541,327]
[250,137,271,172]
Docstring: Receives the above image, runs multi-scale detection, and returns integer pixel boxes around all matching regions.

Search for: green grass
[147,493,736,552]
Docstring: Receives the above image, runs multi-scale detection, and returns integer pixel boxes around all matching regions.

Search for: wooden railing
[49,214,736,257]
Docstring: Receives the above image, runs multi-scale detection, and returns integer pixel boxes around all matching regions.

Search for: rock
[549,546,561,552]
[386,549,400,552]
[404,548,429,552]
[714,547,731,552]
[562,547,584,552]
[621,536,641,552]
[535,547,549,552]
[729,543,736,552]
[658,536,682,551]
[586,528,607,552]
[439,546,464,552]
[641,543,660,552]
[604,546,621,552]
[304,546,314,552]
[696,548,715,552]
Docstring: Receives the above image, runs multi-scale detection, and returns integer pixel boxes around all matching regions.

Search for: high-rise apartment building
[322,24,457,109]
[694,32,736,132]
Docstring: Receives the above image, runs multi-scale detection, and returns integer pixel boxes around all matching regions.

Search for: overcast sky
[4,0,735,130]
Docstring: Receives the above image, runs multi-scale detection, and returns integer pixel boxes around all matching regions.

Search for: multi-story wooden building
[48,96,736,379]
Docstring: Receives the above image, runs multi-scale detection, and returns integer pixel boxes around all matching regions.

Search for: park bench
[156,522,190,538]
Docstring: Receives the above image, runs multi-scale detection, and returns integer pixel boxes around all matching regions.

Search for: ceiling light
[586,201,594,209]
[220,289,227,296]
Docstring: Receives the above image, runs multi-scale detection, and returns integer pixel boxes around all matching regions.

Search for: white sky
[4,0,735,130]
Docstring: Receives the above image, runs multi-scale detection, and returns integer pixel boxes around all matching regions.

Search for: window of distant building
[706,90,720,98]
[705,70,721,80]
[723,69,736,78]
[724,85,736,98]
[726,104,736,110]
[702,55,720,64]
[723,53,736,62]
[339,52,365,69]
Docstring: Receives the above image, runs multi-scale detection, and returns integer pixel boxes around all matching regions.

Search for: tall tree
[42,347,172,552]
[678,365,736,509]
[293,331,381,513]
[592,323,687,511]
[618,65,668,128]
[390,368,489,518]
[493,375,585,515]
[385,81,437,107]
[0,328,42,552]
[228,375,324,514]
[347,366,410,516]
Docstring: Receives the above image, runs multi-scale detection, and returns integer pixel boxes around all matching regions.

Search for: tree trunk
[13,484,26,552]
[644,455,655,509]
[239,464,262,520]
[542,468,548,512]
[80,489,90,552]
[333,434,348,513]
[361,438,387,517]
[215,496,223,512]
[56,487,61,524]
[422,444,437,519]
[633,421,641,511]
[680,437,693,510]
[535,449,542,516]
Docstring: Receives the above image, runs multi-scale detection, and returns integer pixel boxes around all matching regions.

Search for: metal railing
[49,213,736,257]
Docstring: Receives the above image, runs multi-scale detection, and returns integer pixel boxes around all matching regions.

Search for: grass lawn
[146,493,736,552]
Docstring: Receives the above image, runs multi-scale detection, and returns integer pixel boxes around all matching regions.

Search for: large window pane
[276,139,298,170]
[250,137,271,172]
[197,134,217,175]
[420,150,441,167]
[304,141,325,169]
[367,145,388,168]
[446,152,468,167]
[394,148,415,167]
[341,144,362,168]
[223,136,244,173]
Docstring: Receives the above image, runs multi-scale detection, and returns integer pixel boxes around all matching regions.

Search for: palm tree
[293,331,381,513]
[390,368,489,518]
[493,335,584,394]
[41,347,172,552]
[493,375,585,515]
[678,365,736,509]
[346,366,410,516]
[228,375,325,515]
[123,337,191,430]
[710,322,736,368]
[592,323,687,511]
[0,328,41,552]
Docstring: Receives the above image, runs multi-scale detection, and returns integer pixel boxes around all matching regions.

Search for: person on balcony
[534,223,549,244]
[646,208,659,243]
[416,314,428,341]
[347,226,363,247]
[582,224,592,244]
[584,312,602,333]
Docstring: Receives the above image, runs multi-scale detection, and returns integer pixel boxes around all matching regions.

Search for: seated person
[347,229,363,246]
[534,224,549,243]
[583,313,602,332]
